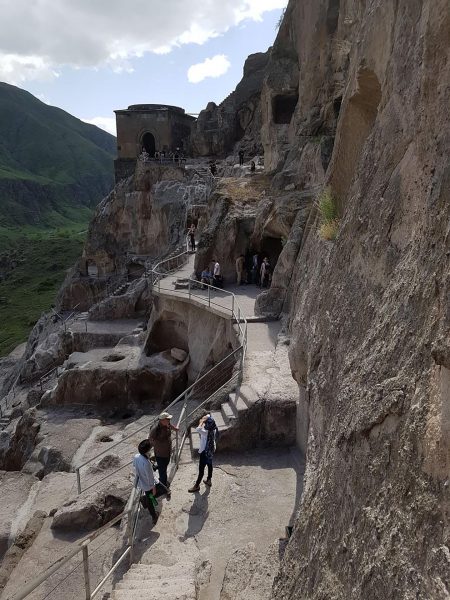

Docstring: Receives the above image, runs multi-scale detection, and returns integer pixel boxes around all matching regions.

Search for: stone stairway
[111,562,197,600]
[189,383,258,453]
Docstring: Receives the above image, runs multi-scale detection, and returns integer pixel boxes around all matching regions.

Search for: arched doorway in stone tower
[142,132,156,157]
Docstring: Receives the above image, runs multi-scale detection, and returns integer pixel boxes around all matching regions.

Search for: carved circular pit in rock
[102,353,126,362]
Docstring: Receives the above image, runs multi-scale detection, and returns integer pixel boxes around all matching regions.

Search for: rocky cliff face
[266,0,450,598]
[58,162,212,310]
[190,51,270,157]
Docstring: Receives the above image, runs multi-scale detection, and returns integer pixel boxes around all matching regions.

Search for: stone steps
[189,384,259,456]
[112,562,197,600]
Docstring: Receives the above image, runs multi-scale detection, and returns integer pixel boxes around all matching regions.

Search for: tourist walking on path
[260,257,271,288]
[238,149,245,166]
[188,224,196,252]
[150,412,179,498]
[134,439,159,525]
[235,254,245,285]
[188,414,218,492]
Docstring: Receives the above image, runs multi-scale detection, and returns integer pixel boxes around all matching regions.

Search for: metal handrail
[150,251,248,352]
[9,486,139,600]
[14,250,249,600]
[75,344,244,493]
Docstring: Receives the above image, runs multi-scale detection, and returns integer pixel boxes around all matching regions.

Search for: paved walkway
[153,254,280,352]
[128,444,304,600]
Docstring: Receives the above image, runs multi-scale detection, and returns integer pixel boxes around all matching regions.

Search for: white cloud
[0,0,288,83]
[187,54,231,84]
[83,117,117,136]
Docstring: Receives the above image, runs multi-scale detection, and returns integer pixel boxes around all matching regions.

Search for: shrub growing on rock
[316,187,340,240]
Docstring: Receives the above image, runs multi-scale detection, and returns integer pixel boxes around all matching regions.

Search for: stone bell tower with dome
[114,103,196,181]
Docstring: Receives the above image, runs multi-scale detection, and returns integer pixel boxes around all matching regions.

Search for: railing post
[82,546,91,599]
[188,279,191,300]
[76,468,82,495]
[232,295,235,317]
[208,285,211,307]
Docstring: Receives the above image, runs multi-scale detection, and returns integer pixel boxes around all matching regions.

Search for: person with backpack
[188,414,218,492]
[133,439,159,525]
[238,149,245,166]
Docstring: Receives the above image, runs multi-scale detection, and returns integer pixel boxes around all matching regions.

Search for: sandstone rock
[0,510,46,593]
[220,541,286,600]
[269,1,450,598]
[190,51,270,158]
[58,165,212,311]
[88,453,121,474]
[88,278,151,321]
[21,331,72,382]
[0,411,40,471]
[0,471,38,559]
[22,411,101,478]
[51,481,130,532]
[171,347,188,362]
[43,345,189,408]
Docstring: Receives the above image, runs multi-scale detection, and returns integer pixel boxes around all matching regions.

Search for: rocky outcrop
[0,510,46,592]
[0,411,40,471]
[51,480,129,532]
[190,51,270,157]
[0,472,38,558]
[266,1,450,599]
[57,161,212,311]
[44,345,189,408]
[220,541,287,600]
[88,277,152,321]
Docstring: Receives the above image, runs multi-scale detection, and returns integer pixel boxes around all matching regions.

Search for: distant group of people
[197,252,272,290]
[140,147,186,164]
[236,252,272,287]
[134,411,218,527]
[200,259,223,288]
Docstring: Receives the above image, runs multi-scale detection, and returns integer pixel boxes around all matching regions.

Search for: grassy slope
[0,226,87,356]
[0,82,116,355]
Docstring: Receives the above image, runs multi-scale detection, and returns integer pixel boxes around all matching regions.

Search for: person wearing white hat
[149,412,179,497]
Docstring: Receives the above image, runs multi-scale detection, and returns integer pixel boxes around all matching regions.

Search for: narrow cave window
[273,95,298,125]
[87,260,98,277]
[333,97,342,119]
[326,0,340,34]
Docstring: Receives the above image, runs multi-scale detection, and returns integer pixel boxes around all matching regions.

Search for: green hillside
[0,82,116,227]
[0,83,117,355]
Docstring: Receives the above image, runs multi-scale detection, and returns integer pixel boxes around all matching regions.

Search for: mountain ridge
[0,82,116,227]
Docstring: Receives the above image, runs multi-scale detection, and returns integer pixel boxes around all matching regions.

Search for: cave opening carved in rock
[273,94,299,125]
[261,236,284,272]
[127,262,145,279]
[330,68,381,211]
[86,260,98,278]
[145,316,188,356]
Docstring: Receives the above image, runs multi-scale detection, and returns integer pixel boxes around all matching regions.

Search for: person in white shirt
[188,414,218,493]
[133,439,158,525]
[212,260,223,288]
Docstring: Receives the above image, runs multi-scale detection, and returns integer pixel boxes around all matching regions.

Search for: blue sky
[0,1,286,135]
